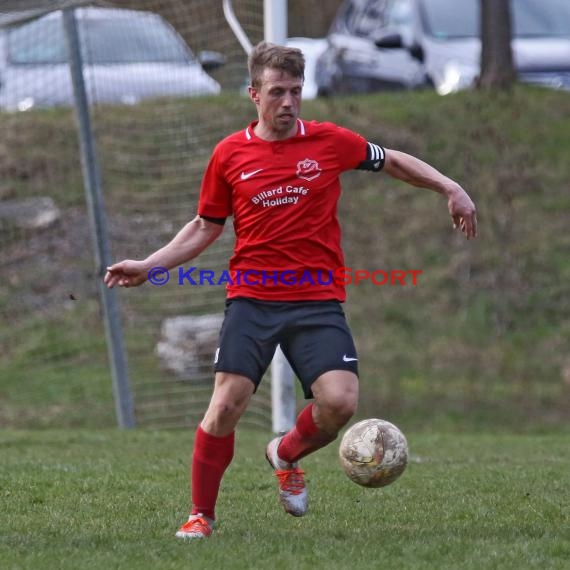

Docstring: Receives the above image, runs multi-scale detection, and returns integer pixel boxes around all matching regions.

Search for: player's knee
[204,373,253,431]
[323,395,357,426]
[210,398,242,421]
[202,396,247,435]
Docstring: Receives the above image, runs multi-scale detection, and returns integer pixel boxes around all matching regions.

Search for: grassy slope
[327,87,570,428]
[1,428,569,569]
[0,86,569,429]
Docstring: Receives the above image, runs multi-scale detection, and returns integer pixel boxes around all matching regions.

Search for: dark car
[315,0,570,96]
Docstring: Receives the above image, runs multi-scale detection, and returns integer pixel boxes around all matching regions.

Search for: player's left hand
[447,185,477,239]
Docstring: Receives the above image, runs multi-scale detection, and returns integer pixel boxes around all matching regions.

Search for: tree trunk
[478,0,516,90]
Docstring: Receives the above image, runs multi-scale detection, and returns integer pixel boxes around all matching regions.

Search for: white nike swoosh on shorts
[343,355,358,362]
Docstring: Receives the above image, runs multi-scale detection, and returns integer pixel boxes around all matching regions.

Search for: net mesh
[0,0,271,428]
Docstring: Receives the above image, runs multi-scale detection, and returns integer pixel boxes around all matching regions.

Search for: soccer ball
[339,418,408,488]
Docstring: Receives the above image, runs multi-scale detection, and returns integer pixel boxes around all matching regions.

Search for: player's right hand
[104,260,148,289]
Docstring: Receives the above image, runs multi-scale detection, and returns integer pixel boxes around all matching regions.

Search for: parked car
[0,7,226,111]
[285,36,329,99]
[313,0,570,96]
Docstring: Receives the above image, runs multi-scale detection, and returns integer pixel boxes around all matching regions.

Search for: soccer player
[104,41,477,539]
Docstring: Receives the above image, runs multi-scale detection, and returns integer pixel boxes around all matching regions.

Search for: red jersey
[198,119,376,301]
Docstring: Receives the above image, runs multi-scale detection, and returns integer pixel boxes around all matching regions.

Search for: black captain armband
[200,215,227,226]
[356,142,386,172]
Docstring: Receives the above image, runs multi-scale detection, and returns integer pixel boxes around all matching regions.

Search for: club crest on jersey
[296,158,321,181]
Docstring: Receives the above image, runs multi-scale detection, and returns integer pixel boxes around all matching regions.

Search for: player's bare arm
[383,149,477,239]
[104,216,224,288]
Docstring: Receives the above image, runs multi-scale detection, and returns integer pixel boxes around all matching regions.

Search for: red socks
[277,403,337,464]
[190,405,334,518]
[190,425,235,520]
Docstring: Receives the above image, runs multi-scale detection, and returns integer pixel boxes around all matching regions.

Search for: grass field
[1,428,569,569]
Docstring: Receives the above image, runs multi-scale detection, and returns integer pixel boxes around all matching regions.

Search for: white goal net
[0,0,272,429]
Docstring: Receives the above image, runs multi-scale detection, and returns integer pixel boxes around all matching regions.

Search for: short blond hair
[248,41,305,89]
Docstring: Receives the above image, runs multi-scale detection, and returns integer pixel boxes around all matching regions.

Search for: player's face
[250,68,303,138]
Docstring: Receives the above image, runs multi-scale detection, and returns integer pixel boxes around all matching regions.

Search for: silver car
[0,7,224,111]
[315,0,570,96]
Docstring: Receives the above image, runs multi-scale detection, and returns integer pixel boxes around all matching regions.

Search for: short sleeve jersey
[198,119,377,302]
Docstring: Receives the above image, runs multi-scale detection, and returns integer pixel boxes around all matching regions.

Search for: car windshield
[8,13,191,65]
[421,0,570,39]
[345,0,413,38]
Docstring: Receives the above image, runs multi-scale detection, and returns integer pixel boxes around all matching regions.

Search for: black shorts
[214,298,358,398]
